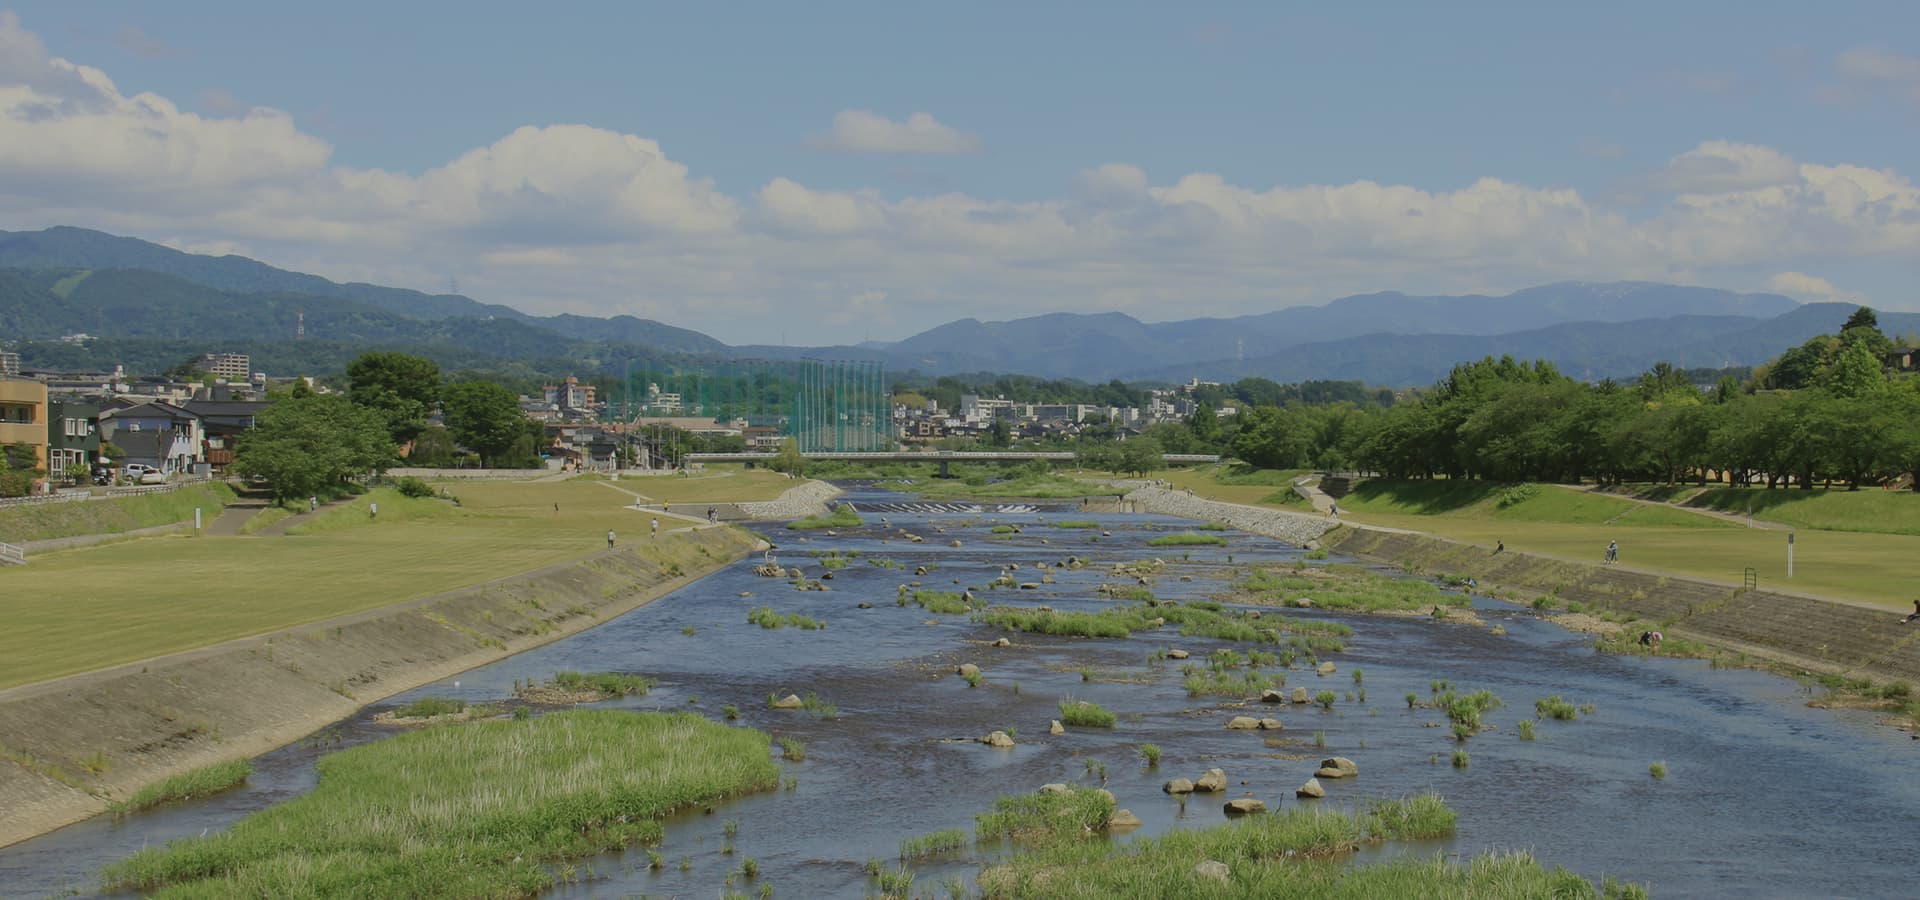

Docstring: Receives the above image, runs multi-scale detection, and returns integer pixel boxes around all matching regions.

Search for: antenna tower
[296,309,305,341]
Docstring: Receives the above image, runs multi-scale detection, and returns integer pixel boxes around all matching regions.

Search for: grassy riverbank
[976,794,1643,898]
[0,478,737,688]
[102,711,780,897]
[0,483,237,543]
[1149,468,1920,606]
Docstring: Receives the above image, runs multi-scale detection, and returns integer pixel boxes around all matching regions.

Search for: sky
[0,2,1916,345]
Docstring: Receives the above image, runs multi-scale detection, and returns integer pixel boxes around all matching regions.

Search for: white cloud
[810,110,982,155]
[1835,46,1920,105]
[1644,141,1800,194]
[1767,272,1859,303]
[0,13,1916,344]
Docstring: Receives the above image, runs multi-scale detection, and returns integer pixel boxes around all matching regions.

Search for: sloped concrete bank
[0,526,761,849]
[737,479,844,520]
[1325,527,1920,685]
[1119,486,1338,546]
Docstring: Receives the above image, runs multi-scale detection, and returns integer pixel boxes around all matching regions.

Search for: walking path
[253,497,357,536]
[1570,484,1789,530]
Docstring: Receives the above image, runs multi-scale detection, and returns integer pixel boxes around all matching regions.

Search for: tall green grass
[976,795,1636,898]
[1058,698,1117,728]
[975,786,1116,845]
[101,711,779,897]
[1239,565,1467,612]
[1146,532,1228,547]
[785,504,862,530]
[111,759,253,815]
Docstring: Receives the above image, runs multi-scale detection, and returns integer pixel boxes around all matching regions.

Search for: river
[2,488,1912,898]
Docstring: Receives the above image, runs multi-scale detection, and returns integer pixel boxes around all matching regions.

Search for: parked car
[139,470,169,485]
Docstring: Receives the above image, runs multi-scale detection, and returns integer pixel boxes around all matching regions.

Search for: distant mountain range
[0,226,1890,386]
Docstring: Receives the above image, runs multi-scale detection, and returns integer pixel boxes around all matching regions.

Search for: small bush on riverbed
[1535,695,1579,720]
[1053,520,1099,529]
[900,828,968,859]
[975,786,1116,846]
[101,711,780,897]
[914,590,972,615]
[112,759,253,815]
[1058,698,1117,728]
[1146,531,1228,547]
[1238,565,1466,613]
[554,671,656,696]
[786,504,862,530]
[395,696,466,719]
[1184,670,1280,697]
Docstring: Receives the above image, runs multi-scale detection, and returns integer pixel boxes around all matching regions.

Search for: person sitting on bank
[1903,600,1920,624]
[1639,630,1663,648]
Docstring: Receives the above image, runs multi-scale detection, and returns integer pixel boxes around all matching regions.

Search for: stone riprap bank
[738,480,844,521]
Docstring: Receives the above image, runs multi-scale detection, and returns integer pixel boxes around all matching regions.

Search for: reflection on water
[3,490,1913,899]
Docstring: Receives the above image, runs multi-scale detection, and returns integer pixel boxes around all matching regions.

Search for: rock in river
[1164,778,1195,794]
[772,694,804,709]
[1224,798,1267,815]
[1227,716,1261,730]
[1195,768,1228,792]
[982,730,1015,748]
[1297,778,1326,798]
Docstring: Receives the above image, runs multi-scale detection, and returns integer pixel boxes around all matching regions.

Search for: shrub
[1058,698,1117,728]
[392,476,437,499]
[1649,761,1667,780]
[1139,743,1162,766]
[1534,695,1578,721]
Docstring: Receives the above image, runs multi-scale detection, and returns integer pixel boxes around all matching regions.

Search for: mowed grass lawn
[568,466,796,504]
[0,479,713,690]
[1149,469,1920,608]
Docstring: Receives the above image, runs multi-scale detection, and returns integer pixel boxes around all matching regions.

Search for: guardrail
[0,489,90,510]
[104,475,212,498]
[685,451,1222,463]
[0,540,24,566]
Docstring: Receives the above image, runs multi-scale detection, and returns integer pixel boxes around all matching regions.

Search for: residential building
[643,383,683,414]
[959,394,1016,422]
[46,399,101,482]
[198,353,252,381]
[0,350,20,377]
[182,400,272,471]
[99,399,202,474]
[542,376,598,417]
[0,376,49,489]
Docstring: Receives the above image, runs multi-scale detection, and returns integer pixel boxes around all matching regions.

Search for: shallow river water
[3,489,1915,898]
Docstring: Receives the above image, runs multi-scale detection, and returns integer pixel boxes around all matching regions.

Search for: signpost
[1787,531,1794,578]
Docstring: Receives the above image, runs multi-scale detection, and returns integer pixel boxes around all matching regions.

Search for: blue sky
[1,2,1916,344]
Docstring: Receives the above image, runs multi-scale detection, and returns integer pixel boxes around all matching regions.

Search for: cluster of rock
[1123,486,1336,546]
[1163,767,1229,795]
[1226,716,1283,731]
[737,480,845,521]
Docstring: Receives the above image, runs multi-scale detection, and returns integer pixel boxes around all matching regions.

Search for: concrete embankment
[1115,486,1338,546]
[737,480,844,520]
[1122,485,1920,687]
[0,526,761,849]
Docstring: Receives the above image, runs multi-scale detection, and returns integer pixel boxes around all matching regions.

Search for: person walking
[369,501,378,520]
[1605,540,1618,564]
[607,529,616,550]
[707,506,716,524]
[309,496,318,513]
[650,517,659,539]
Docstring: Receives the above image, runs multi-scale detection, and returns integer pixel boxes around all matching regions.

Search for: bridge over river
[684,450,1219,477]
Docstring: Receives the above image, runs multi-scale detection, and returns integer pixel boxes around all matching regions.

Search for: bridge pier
[938,459,950,478]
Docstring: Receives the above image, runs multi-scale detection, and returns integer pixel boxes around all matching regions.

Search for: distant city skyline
[0,2,1915,344]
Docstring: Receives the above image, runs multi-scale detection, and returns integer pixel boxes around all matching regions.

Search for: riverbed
[2,488,1912,898]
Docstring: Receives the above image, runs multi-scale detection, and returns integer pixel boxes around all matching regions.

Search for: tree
[1117,436,1164,477]
[347,352,442,443]
[232,396,395,501]
[1825,339,1886,399]
[0,442,44,497]
[987,418,1012,448]
[770,437,807,475]
[442,381,527,467]
[1842,306,1879,333]
[408,426,458,467]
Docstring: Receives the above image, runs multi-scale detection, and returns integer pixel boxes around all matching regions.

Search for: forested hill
[0,225,1888,387]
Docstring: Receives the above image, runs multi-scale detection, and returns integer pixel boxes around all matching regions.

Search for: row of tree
[1125,308,1920,489]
